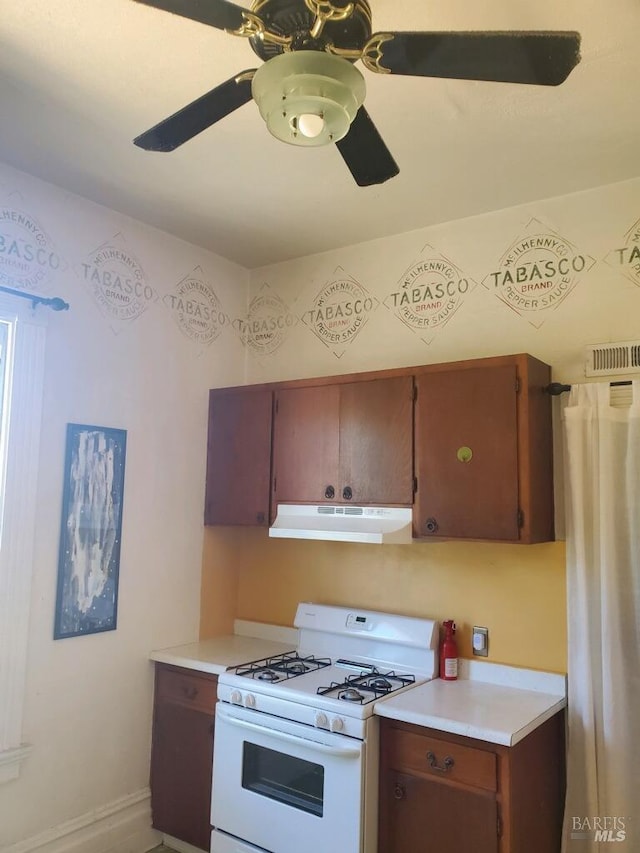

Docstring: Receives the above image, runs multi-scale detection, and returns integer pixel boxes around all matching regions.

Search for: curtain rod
[546,381,633,396]
[0,285,69,311]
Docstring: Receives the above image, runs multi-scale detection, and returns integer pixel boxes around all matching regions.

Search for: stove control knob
[330,717,344,733]
[230,690,243,705]
[315,712,329,729]
[244,693,256,709]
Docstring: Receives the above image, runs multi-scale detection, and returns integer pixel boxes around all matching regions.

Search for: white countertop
[375,660,566,746]
[149,620,298,675]
[151,625,566,747]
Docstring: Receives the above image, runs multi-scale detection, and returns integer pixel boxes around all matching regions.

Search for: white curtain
[562,381,640,850]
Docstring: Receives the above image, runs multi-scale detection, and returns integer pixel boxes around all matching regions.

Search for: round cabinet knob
[230,690,243,705]
[324,485,335,500]
[342,486,353,501]
[330,716,344,733]
[424,517,439,534]
[315,711,329,729]
[244,693,256,709]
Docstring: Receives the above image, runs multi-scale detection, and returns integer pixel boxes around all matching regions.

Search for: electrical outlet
[472,626,489,657]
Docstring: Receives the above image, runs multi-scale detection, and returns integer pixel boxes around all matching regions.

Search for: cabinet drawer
[387,728,497,792]
[156,665,218,714]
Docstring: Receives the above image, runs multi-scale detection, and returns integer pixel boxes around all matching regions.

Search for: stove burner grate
[235,651,332,681]
[317,669,416,703]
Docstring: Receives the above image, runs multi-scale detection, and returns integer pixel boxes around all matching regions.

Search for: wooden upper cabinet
[203,354,553,540]
[272,375,414,507]
[414,355,553,543]
[340,375,414,505]
[204,387,273,526]
[272,384,340,504]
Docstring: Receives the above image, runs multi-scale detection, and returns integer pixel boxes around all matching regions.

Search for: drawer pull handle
[426,751,454,773]
[393,783,406,800]
[183,685,199,700]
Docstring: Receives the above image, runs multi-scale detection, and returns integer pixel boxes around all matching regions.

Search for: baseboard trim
[2,787,161,853]
[162,834,207,853]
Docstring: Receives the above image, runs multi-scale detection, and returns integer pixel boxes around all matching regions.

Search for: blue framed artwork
[54,423,127,639]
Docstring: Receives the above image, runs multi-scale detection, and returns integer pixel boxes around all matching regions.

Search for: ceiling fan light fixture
[252,51,366,147]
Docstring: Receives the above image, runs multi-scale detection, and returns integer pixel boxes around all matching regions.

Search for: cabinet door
[272,384,340,504]
[414,365,519,540]
[204,388,273,526]
[379,771,498,853]
[340,376,414,505]
[151,667,217,851]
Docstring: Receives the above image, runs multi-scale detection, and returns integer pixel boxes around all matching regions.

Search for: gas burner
[280,661,309,674]
[339,688,365,703]
[368,676,392,691]
[258,670,279,681]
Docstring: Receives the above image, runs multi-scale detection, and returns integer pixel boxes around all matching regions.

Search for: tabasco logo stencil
[483,218,595,328]
[233,283,297,358]
[0,199,63,292]
[603,217,640,287]
[301,267,378,358]
[384,244,476,345]
[80,233,157,332]
[164,267,229,347]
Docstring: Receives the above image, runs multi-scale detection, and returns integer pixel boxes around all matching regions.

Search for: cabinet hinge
[413,385,418,402]
[517,508,524,528]
[413,476,418,495]
[515,375,521,394]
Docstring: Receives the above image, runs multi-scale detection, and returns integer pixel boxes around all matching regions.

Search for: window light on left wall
[0,296,47,783]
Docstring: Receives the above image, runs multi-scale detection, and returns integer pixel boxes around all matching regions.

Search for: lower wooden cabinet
[150,664,217,851]
[378,713,565,853]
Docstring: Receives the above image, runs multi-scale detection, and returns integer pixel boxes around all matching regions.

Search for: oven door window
[242,741,324,817]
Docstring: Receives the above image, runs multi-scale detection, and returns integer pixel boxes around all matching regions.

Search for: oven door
[211,702,365,853]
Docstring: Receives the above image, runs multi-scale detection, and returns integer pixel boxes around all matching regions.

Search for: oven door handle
[217,706,362,758]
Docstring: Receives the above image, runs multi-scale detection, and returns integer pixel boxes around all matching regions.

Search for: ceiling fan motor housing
[252,51,366,146]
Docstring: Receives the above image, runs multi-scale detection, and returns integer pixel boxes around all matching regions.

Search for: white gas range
[211,602,438,853]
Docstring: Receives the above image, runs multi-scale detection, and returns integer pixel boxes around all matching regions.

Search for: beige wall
[200,175,640,674]
[0,162,248,849]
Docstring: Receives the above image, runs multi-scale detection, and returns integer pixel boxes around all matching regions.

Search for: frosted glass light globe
[297,113,325,138]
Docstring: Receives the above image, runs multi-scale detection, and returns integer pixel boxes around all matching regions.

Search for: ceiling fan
[132,0,581,186]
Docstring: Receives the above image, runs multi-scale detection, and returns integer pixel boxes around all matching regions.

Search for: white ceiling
[2,1,639,268]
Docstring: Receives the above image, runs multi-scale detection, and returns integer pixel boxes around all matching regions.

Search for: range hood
[269,504,413,545]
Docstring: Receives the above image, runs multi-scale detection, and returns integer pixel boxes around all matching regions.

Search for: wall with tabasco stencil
[200,174,640,676]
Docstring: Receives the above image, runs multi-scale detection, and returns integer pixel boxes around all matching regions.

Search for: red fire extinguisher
[439,620,458,681]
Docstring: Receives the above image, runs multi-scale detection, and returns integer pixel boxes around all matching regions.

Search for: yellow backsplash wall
[201,527,567,673]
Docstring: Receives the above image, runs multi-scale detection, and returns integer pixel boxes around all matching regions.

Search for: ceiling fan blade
[365,31,581,86]
[134,71,256,151]
[132,0,251,32]
[335,107,399,187]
